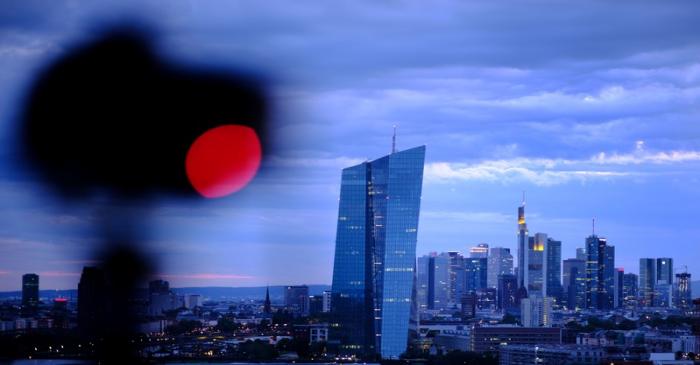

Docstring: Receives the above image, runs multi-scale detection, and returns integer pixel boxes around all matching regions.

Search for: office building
[309,295,324,315]
[614,268,624,308]
[465,257,488,292]
[639,258,656,306]
[470,243,489,258]
[584,232,614,310]
[675,272,692,310]
[545,238,562,300]
[622,272,638,306]
[148,279,179,316]
[78,266,107,335]
[576,248,586,261]
[517,198,528,290]
[285,285,310,315]
[488,247,513,289]
[526,233,546,297]
[497,274,518,312]
[655,281,672,307]
[322,290,332,312]
[447,251,465,304]
[329,145,425,359]
[499,344,604,365]
[657,258,674,285]
[654,258,674,307]
[562,258,585,310]
[521,296,553,327]
[603,245,615,308]
[461,292,477,319]
[21,273,39,317]
[416,253,450,310]
[471,326,561,353]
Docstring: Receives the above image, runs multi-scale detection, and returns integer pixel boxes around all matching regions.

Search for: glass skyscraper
[639,258,656,307]
[330,146,425,359]
[545,238,562,300]
[585,234,615,310]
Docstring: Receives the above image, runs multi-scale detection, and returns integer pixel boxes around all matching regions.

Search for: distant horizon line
[0,283,332,294]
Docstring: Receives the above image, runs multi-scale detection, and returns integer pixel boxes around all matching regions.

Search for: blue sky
[1,1,700,290]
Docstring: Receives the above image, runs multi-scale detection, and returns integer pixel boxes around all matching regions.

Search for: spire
[391,125,397,154]
[592,217,595,236]
[522,190,526,206]
[264,285,272,314]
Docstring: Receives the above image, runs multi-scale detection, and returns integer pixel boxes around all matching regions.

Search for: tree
[215,316,238,333]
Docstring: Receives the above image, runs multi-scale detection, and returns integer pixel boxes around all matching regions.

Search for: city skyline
[3,2,700,290]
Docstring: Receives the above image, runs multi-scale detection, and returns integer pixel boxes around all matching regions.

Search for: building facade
[562,258,585,310]
[330,146,425,359]
[545,238,562,301]
[21,273,39,317]
[487,247,513,289]
[585,234,614,310]
[497,274,518,312]
[639,258,656,306]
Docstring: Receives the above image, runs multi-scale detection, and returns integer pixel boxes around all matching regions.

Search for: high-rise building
[329,145,425,359]
[614,268,624,308]
[497,274,518,313]
[461,292,477,319]
[622,273,638,306]
[517,198,528,291]
[585,233,614,310]
[603,245,615,309]
[521,296,553,327]
[78,266,107,336]
[322,290,332,313]
[21,273,39,317]
[416,253,450,310]
[470,243,489,258]
[447,251,465,304]
[655,282,673,307]
[654,258,673,307]
[639,258,656,307]
[545,238,562,301]
[487,247,513,289]
[148,279,179,316]
[526,233,546,297]
[285,285,310,315]
[576,248,586,261]
[656,258,673,286]
[465,257,488,292]
[562,259,585,310]
[310,295,324,315]
[675,272,692,311]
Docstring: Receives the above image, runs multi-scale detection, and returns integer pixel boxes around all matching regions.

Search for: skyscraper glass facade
[545,238,562,300]
[488,247,513,289]
[330,146,425,359]
[639,258,656,307]
[585,234,614,310]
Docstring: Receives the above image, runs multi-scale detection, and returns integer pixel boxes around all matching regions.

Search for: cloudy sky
[1,1,700,290]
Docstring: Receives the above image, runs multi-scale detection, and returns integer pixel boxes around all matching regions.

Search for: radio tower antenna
[392,125,397,154]
[592,217,595,235]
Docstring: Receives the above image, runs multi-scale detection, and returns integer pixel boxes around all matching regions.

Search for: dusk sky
[2,1,700,290]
